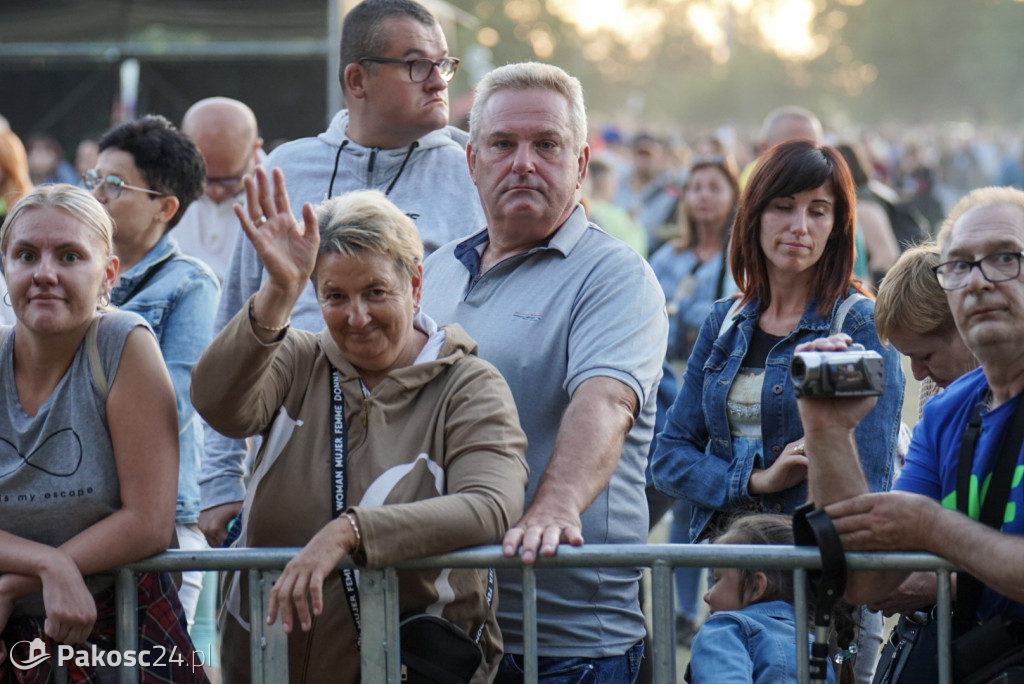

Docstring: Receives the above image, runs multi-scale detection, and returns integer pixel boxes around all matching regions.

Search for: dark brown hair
[730,140,868,316]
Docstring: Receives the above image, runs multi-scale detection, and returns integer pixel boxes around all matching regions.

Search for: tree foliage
[448,0,1024,129]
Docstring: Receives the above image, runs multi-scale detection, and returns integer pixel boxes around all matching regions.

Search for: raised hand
[235,166,320,302]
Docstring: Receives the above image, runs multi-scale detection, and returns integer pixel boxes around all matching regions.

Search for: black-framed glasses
[932,251,1024,290]
[357,56,459,83]
[82,169,162,200]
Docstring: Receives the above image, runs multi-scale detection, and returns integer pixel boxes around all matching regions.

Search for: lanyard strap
[330,364,363,641]
[954,391,1024,632]
[328,365,493,646]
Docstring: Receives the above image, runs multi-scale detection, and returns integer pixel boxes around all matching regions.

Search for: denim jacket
[651,291,904,541]
[111,234,219,524]
[686,600,836,684]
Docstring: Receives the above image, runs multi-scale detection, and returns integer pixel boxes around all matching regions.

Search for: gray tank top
[0,311,149,612]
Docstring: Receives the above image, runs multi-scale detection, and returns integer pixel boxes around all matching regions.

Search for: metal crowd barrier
[105,544,958,684]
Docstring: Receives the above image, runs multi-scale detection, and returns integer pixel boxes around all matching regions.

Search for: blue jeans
[495,641,644,683]
[668,499,704,621]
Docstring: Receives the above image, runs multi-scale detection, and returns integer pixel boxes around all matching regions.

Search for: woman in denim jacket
[652,141,904,680]
[88,116,219,631]
[651,140,904,541]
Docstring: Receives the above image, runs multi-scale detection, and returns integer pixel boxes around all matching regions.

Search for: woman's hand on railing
[266,516,359,633]
[38,550,98,644]
[0,548,97,644]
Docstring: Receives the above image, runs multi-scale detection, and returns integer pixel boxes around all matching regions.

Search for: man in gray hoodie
[199,0,484,546]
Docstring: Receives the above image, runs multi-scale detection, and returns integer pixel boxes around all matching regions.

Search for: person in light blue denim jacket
[686,514,843,684]
[90,116,219,630]
[652,140,904,682]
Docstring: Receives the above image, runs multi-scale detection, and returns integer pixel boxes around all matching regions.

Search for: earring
[98,293,110,308]
[2,292,10,307]
[413,303,421,315]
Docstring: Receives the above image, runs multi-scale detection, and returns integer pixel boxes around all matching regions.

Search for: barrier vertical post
[795,568,810,684]
[117,567,138,684]
[937,569,953,684]
[248,569,288,683]
[360,569,391,681]
[523,565,538,683]
[651,560,676,681]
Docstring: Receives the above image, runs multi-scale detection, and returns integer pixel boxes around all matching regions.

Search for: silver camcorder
[790,344,885,399]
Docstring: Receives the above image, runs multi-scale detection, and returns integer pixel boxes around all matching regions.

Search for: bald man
[738,105,823,188]
[177,96,264,280]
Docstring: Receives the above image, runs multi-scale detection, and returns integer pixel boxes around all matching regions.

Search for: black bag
[399,613,482,684]
[952,615,1024,684]
[872,610,939,684]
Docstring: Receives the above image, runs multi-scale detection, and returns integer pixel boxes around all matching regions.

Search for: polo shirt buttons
[771,445,782,456]
[773,504,783,512]
[773,384,784,394]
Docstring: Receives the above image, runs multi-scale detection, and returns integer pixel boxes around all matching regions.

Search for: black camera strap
[794,502,848,684]
[954,390,1024,635]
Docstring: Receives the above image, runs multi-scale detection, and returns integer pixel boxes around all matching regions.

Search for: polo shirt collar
[453,203,588,277]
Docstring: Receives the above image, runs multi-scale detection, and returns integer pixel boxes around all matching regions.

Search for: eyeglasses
[205,175,247,195]
[83,169,162,200]
[357,56,459,83]
[932,251,1024,291]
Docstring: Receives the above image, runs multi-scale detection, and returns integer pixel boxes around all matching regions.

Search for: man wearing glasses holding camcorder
[800,187,1024,682]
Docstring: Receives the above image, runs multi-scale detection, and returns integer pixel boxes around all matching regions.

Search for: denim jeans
[495,640,644,684]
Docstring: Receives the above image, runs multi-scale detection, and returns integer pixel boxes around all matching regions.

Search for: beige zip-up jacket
[192,299,528,684]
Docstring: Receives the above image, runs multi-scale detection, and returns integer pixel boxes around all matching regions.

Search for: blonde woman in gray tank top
[0,185,207,683]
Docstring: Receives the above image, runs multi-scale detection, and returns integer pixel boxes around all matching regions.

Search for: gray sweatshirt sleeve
[200,230,265,510]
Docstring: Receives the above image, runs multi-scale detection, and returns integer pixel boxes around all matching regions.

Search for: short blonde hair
[874,244,952,344]
[313,190,423,286]
[1,184,114,258]
[937,186,1024,253]
[469,62,587,155]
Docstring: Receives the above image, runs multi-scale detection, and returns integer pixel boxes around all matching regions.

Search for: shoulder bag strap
[716,297,744,339]
[828,292,867,336]
[954,392,1024,632]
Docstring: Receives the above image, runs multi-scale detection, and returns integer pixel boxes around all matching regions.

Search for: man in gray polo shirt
[421,62,667,682]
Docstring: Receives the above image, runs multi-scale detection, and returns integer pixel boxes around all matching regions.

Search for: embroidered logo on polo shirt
[513,311,542,322]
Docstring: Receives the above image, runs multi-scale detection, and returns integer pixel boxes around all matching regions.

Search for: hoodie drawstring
[327,140,348,200]
[327,140,419,200]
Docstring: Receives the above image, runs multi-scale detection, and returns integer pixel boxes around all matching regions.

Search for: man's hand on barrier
[825,491,941,552]
[868,571,939,617]
[199,501,242,548]
[267,516,359,633]
[502,500,584,565]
